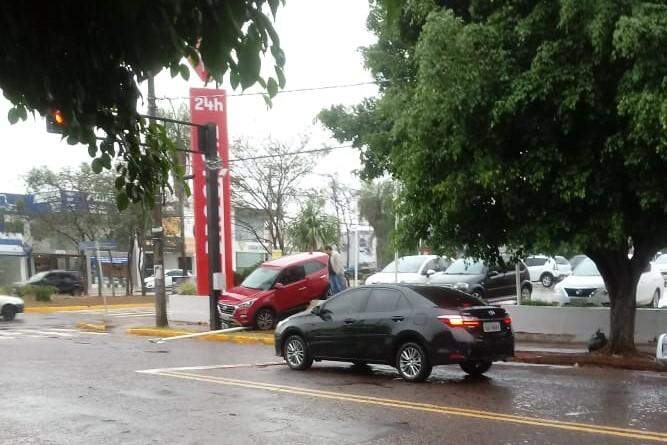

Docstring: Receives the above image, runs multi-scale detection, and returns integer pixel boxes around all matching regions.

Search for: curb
[76,322,108,332]
[25,303,154,314]
[126,327,275,345]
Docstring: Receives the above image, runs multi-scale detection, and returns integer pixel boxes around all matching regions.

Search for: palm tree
[289,198,338,252]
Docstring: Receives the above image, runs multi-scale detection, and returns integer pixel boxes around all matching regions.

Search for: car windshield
[411,286,486,308]
[655,254,667,264]
[241,267,279,290]
[28,272,49,283]
[444,259,486,275]
[381,256,427,273]
[573,258,600,276]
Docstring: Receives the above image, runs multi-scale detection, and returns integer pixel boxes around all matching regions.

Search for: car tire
[652,289,660,308]
[540,273,554,288]
[283,335,313,370]
[2,305,17,321]
[520,285,532,302]
[471,289,485,300]
[460,359,492,376]
[396,342,432,382]
[254,308,276,330]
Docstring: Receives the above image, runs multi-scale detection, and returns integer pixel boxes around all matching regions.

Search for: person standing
[324,245,346,295]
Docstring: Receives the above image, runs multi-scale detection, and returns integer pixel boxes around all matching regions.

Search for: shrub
[17,285,58,302]
[176,281,197,295]
[0,285,13,295]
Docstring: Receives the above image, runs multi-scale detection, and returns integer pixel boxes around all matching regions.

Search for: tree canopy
[1,1,285,208]
[288,197,338,252]
[320,0,667,353]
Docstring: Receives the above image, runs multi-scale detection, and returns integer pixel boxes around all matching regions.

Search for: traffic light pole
[200,123,223,330]
[148,76,168,328]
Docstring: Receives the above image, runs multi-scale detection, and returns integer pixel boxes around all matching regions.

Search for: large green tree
[320,0,667,354]
[1,1,285,208]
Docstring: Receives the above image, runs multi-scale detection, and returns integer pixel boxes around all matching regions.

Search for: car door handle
[319,275,327,279]
[343,318,355,325]
[391,316,405,322]
[298,286,307,291]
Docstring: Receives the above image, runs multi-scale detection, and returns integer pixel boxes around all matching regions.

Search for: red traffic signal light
[46,109,67,134]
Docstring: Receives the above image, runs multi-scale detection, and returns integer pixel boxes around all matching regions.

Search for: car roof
[262,252,328,268]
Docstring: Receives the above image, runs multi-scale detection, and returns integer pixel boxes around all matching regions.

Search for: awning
[0,240,26,256]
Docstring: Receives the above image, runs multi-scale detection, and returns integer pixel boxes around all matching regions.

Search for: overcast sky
[0,0,376,195]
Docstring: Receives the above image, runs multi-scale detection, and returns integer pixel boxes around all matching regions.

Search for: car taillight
[438,315,480,328]
[503,316,512,326]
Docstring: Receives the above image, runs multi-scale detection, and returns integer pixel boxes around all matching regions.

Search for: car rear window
[410,286,486,308]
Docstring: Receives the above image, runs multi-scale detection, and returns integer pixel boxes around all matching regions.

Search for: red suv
[218,252,330,330]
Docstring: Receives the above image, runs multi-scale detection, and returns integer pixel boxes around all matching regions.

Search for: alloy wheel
[285,338,305,368]
[399,346,423,379]
[255,309,274,330]
[541,274,553,288]
[521,286,531,302]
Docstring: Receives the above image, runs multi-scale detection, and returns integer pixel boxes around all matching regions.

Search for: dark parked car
[430,258,532,303]
[14,270,84,296]
[275,284,514,382]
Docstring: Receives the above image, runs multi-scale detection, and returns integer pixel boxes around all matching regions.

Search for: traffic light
[46,109,67,134]
[197,122,217,157]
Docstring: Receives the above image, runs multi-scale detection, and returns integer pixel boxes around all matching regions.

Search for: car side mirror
[487,270,499,278]
[311,305,321,316]
[644,263,652,274]
[274,282,285,289]
[425,269,436,277]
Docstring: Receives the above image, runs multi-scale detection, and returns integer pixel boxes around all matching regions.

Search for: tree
[319,0,667,354]
[288,198,338,252]
[1,1,285,207]
[231,138,318,253]
[358,180,396,268]
[23,164,154,296]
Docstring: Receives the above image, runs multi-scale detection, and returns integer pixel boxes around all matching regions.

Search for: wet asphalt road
[0,311,665,445]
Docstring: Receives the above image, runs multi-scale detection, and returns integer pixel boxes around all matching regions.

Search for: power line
[149,80,384,102]
[228,144,355,163]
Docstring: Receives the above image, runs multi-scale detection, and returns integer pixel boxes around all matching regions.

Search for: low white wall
[168,294,209,324]
[506,305,667,343]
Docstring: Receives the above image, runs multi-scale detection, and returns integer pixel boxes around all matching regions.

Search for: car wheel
[460,359,492,376]
[254,308,276,330]
[540,273,554,288]
[471,289,484,300]
[396,342,432,382]
[520,285,532,302]
[284,335,313,370]
[652,289,660,308]
[2,305,17,321]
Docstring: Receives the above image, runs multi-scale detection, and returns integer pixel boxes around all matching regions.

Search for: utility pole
[148,76,168,327]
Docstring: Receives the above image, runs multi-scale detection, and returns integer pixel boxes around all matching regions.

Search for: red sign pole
[190,88,234,295]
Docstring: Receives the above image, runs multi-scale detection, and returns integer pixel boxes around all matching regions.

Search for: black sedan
[274,284,514,382]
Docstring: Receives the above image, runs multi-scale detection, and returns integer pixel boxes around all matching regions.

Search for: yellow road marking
[150,369,667,443]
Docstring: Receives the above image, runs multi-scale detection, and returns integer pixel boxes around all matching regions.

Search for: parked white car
[524,255,572,288]
[364,255,450,285]
[550,257,664,307]
[144,269,193,289]
[652,254,667,283]
[0,294,24,321]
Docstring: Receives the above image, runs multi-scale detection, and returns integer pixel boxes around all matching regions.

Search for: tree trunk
[588,250,644,355]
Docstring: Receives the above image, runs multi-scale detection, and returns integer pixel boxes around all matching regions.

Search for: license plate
[483,321,501,333]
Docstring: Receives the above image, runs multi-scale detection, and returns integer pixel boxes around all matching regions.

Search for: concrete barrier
[505,305,667,344]
[167,294,209,324]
